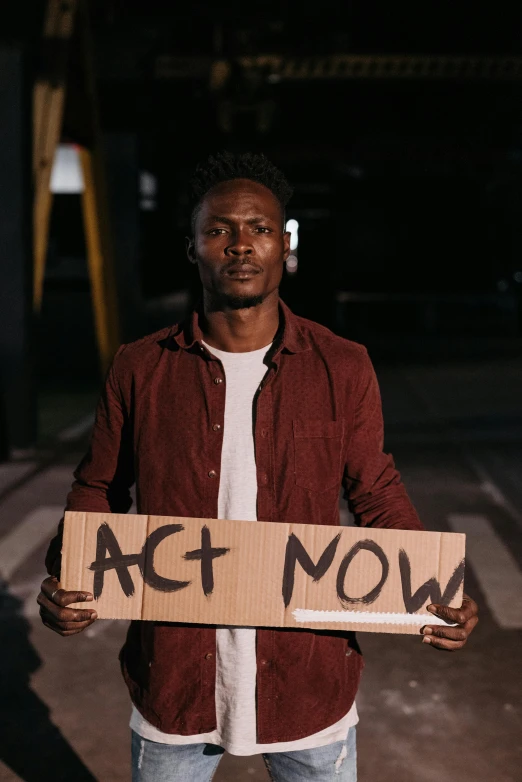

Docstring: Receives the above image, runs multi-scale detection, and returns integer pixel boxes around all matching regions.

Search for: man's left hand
[421,593,478,651]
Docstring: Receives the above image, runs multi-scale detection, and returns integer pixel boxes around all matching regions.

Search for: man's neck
[201,291,280,353]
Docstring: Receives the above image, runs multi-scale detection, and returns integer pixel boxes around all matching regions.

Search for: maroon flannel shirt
[46,298,423,743]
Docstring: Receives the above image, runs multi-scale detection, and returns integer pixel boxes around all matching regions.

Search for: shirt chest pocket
[293,419,345,493]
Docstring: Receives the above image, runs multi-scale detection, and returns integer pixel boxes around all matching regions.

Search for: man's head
[187,151,293,311]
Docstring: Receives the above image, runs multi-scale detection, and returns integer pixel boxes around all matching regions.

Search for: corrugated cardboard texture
[61,511,466,634]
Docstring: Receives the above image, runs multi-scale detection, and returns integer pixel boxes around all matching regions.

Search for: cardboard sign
[61,511,466,634]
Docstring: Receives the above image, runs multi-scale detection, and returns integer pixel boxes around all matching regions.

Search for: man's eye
[209,228,227,235]
[255,226,271,233]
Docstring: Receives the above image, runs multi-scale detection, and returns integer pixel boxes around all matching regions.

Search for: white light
[286,218,299,251]
[140,171,157,197]
[50,144,85,194]
[286,254,298,273]
[514,271,522,283]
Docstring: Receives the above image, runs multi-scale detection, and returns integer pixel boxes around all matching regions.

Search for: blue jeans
[131,727,357,781]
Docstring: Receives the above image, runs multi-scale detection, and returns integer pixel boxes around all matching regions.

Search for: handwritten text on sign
[61,512,466,634]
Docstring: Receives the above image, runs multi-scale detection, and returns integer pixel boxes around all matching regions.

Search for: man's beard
[219,293,265,310]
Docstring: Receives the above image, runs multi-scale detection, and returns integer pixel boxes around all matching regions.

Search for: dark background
[2,1,521,450]
[0,5,521,782]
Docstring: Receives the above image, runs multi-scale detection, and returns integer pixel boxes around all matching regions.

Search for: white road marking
[398,368,522,530]
[85,618,117,638]
[57,413,95,443]
[0,462,36,494]
[447,513,522,629]
[0,505,62,581]
[461,451,522,531]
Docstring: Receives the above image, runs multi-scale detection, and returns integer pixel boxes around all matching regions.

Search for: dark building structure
[1,1,522,453]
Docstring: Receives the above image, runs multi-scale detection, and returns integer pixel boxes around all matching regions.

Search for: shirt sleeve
[44,347,135,577]
[342,348,424,531]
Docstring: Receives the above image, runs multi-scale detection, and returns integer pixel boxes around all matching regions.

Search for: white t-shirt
[130,340,358,755]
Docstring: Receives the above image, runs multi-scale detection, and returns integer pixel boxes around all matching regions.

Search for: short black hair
[189,151,293,232]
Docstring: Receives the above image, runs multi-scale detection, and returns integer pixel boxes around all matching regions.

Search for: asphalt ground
[0,356,521,781]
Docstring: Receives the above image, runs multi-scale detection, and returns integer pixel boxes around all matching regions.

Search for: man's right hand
[38,576,98,636]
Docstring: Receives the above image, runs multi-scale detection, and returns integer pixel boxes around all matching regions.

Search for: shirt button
[346,649,352,657]
[208,470,217,478]
[261,659,269,666]
[205,652,213,660]
[212,423,221,431]
[213,377,223,385]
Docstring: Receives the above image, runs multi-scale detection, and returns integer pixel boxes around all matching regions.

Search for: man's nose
[225,231,253,256]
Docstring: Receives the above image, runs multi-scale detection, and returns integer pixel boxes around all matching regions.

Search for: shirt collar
[171,297,310,355]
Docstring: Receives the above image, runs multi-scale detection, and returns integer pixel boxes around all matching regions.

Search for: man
[39,151,478,781]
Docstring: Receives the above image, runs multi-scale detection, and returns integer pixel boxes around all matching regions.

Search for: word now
[282,533,464,614]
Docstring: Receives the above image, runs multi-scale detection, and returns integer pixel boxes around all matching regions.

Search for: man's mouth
[224,264,261,279]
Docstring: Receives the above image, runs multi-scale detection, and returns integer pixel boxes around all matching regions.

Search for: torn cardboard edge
[61,511,466,635]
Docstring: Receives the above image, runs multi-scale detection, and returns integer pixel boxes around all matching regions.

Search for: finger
[41,616,95,636]
[48,618,96,633]
[461,594,479,616]
[428,594,478,624]
[40,609,96,630]
[40,577,93,606]
[39,604,98,625]
[461,614,479,635]
[51,589,94,608]
[421,624,468,642]
[422,634,466,651]
[427,603,467,625]
[40,576,63,600]
[40,606,97,631]
[37,589,93,611]
[40,575,58,593]
[37,594,97,623]
[55,589,95,608]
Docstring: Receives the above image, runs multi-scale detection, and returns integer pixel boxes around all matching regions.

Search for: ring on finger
[51,588,60,601]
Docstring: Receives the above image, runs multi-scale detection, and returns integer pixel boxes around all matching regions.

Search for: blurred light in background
[286,218,299,250]
[49,144,84,194]
[286,254,298,273]
[139,171,157,211]
[285,219,299,274]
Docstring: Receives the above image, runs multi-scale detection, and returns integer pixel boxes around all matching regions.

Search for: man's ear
[186,236,197,264]
[282,230,291,261]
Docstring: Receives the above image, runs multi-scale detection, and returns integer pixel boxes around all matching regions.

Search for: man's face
[188,178,291,310]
